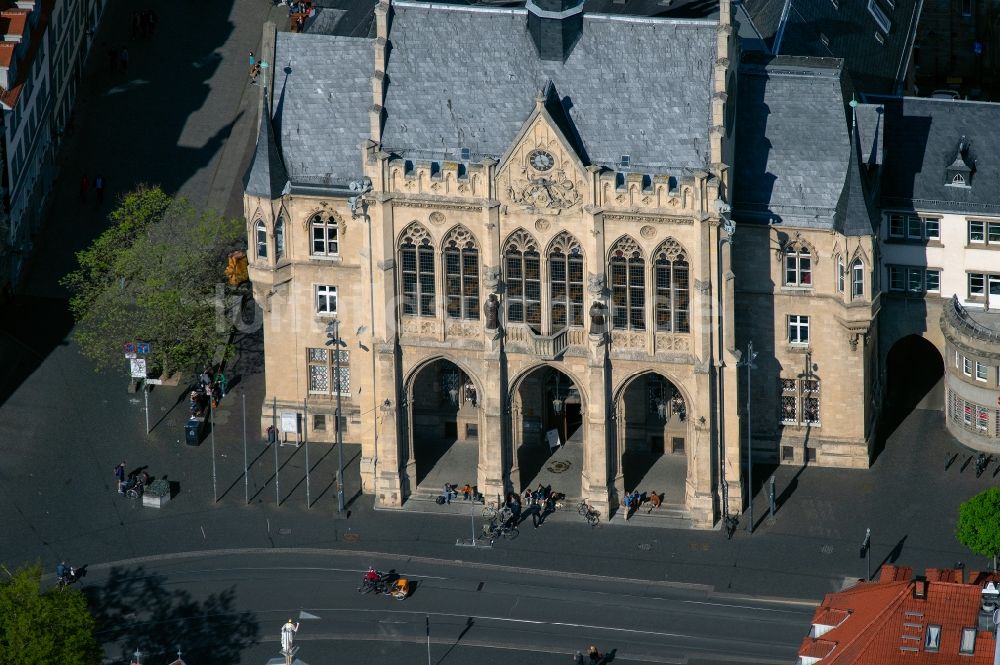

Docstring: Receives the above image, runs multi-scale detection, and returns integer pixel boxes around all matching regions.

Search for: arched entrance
[403,359,482,495]
[510,366,585,498]
[617,373,690,507]
[879,335,944,452]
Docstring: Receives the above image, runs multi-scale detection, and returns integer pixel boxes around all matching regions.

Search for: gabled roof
[271,32,373,189]
[798,565,1000,664]
[737,0,920,95]
[379,1,718,171]
[873,96,1000,215]
[734,54,880,232]
[245,88,289,199]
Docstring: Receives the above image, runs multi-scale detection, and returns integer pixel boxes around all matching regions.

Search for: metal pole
[426,615,431,665]
[335,318,345,514]
[243,392,249,505]
[746,340,753,533]
[768,475,776,519]
[274,397,280,506]
[210,398,217,503]
[143,384,150,435]
[304,398,311,508]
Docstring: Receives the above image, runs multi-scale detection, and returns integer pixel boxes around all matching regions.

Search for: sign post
[127,343,150,435]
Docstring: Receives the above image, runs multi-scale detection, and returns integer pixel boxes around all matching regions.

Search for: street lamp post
[327,319,345,513]
[738,340,758,533]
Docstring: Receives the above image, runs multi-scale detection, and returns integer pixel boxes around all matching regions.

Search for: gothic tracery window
[609,235,645,331]
[783,243,811,286]
[443,225,480,320]
[503,229,540,328]
[399,222,435,317]
[548,231,584,329]
[653,238,690,333]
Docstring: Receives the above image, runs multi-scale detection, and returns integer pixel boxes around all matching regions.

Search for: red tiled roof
[797,565,999,664]
[0,0,51,108]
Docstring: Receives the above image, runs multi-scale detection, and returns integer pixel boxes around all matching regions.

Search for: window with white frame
[851,259,864,298]
[315,285,337,315]
[963,356,972,376]
[970,220,985,243]
[888,213,939,241]
[779,377,820,426]
[255,221,267,259]
[976,361,988,382]
[783,245,812,286]
[989,221,1000,244]
[970,272,986,297]
[310,213,340,257]
[960,627,976,655]
[788,315,810,344]
[925,269,940,293]
[306,348,350,396]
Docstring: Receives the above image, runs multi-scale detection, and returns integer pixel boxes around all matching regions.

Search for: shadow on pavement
[87,565,258,664]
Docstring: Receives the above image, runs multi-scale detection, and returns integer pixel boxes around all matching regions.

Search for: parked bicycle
[481,519,519,543]
[577,501,600,527]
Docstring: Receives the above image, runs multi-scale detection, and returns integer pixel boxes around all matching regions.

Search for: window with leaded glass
[275,217,285,259]
[503,229,540,328]
[780,379,797,424]
[399,223,435,316]
[548,231,584,329]
[443,226,479,320]
[653,238,690,333]
[255,221,267,259]
[311,213,340,256]
[851,260,864,298]
[836,255,845,292]
[609,236,645,331]
[783,245,812,286]
[802,379,820,425]
[306,347,350,396]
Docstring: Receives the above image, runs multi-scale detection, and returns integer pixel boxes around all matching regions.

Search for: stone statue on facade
[589,301,607,335]
[484,293,500,331]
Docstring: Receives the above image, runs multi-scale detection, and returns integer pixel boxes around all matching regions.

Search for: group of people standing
[508,484,561,529]
[78,175,106,204]
[189,367,227,417]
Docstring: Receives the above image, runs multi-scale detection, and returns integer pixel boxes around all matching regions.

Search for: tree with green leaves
[0,563,101,665]
[61,186,245,377]
[956,487,1000,571]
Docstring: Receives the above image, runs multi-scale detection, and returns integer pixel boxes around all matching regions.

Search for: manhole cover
[546,460,571,473]
[278,528,292,535]
[821,544,834,555]
[343,532,360,542]
[638,543,652,551]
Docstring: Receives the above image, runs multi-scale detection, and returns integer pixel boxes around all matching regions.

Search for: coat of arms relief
[501,129,585,213]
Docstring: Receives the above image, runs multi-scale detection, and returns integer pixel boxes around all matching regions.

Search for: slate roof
[873,96,1000,215]
[245,88,289,199]
[271,32,373,189]
[738,0,920,95]
[380,2,717,171]
[797,565,1000,664]
[733,55,878,234]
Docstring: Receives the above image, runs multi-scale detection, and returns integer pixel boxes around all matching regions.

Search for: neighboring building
[0,0,104,298]
[245,0,742,526]
[735,0,922,95]
[913,0,999,96]
[875,96,1000,450]
[797,565,1000,664]
[732,54,883,468]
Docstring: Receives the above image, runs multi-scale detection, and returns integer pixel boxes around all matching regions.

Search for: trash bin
[185,417,205,446]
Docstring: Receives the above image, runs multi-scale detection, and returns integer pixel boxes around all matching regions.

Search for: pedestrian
[79,175,89,202]
[114,460,126,494]
[249,51,256,67]
[531,500,541,528]
[511,494,521,523]
[56,561,66,581]
[442,483,453,504]
[214,370,226,397]
[461,484,473,501]
[94,174,105,204]
[119,47,129,71]
[587,645,602,664]
[200,369,212,388]
[249,62,261,85]
[106,45,117,71]
[574,652,584,665]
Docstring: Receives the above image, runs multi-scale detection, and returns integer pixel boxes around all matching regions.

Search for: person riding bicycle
[365,567,381,583]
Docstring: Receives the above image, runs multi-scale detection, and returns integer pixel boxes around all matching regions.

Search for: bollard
[768,476,776,519]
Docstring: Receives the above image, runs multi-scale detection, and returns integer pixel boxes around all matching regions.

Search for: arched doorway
[404,359,482,495]
[510,366,585,498]
[618,373,689,507]
[879,335,944,451]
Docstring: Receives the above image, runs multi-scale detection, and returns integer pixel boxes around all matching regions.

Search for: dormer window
[946,136,975,187]
[953,174,966,186]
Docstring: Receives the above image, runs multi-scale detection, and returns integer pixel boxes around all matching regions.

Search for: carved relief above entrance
[508,170,582,211]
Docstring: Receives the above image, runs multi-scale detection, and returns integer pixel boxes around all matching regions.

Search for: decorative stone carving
[589,302,607,335]
[401,318,437,336]
[399,221,432,247]
[483,265,501,292]
[608,235,643,260]
[655,332,691,352]
[640,225,657,239]
[503,228,539,253]
[653,237,688,262]
[447,322,479,338]
[428,211,446,225]
[612,331,645,350]
[587,273,606,297]
[508,170,582,210]
[443,225,479,250]
[534,218,551,232]
[377,259,395,271]
[484,293,499,331]
[546,230,582,258]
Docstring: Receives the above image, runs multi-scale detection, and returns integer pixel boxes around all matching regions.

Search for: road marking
[679,600,807,614]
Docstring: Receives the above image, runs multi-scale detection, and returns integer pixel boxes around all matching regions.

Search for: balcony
[505,324,585,360]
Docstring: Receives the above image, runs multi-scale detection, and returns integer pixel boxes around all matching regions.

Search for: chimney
[913,575,928,600]
[526,0,584,62]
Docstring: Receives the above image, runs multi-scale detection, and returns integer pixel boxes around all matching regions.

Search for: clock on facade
[528,149,555,172]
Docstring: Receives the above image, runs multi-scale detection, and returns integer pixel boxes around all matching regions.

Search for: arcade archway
[617,373,690,507]
[403,358,482,494]
[510,366,585,498]
[880,335,944,450]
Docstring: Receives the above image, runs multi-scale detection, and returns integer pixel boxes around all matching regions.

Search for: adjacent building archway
[614,371,692,510]
[879,335,944,453]
[401,357,483,497]
[508,364,586,498]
